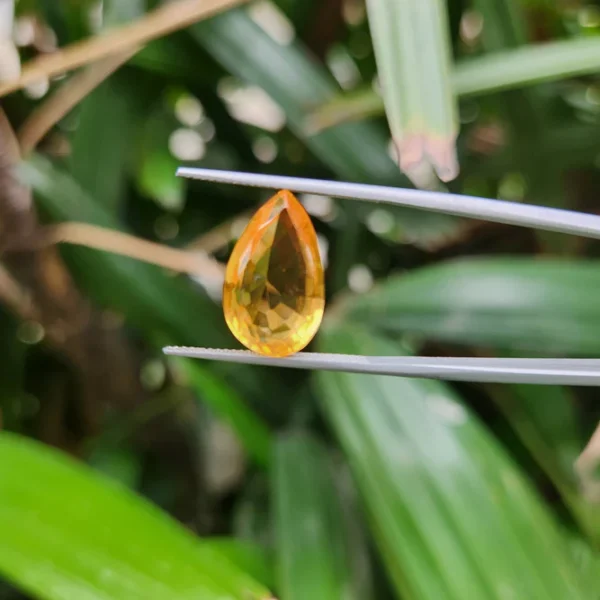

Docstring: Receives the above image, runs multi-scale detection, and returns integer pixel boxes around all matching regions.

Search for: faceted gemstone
[223,190,325,357]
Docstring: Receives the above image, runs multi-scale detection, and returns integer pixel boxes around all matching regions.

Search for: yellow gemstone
[223,190,325,357]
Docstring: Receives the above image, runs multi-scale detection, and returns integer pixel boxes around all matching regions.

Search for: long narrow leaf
[174,358,272,467]
[316,325,593,600]
[307,36,600,131]
[486,383,599,541]
[207,538,273,590]
[346,258,600,354]
[0,432,271,600]
[70,75,141,214]
[272,432,373,600]
[366,0,458,183]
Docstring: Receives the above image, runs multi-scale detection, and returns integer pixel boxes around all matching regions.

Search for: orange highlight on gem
[223,190,325,357]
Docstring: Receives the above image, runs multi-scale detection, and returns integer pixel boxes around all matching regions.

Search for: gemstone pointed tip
[277,189,300,204]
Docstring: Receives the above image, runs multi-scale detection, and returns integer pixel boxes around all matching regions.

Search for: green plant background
[1,1,599,599]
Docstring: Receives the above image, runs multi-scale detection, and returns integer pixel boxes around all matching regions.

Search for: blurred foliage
[1,0,600,599]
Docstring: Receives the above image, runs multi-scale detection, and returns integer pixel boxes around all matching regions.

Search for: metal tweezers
[164,168,600,386]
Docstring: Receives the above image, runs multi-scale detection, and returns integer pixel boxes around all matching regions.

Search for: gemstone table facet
[223,190,325,357]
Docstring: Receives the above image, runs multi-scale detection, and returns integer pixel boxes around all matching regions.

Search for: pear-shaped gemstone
[223,190,325,357]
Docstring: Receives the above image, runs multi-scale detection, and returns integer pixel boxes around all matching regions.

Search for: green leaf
[472,0,527,52]
[233,475,272,549]
[344,258,600,354]
[308,34,600,131]
[173,358,272,468]
[36,0,95,43]
[567,533,600,590]
[207,538,273,590]
[132,36,209,80]
[0,432,272,600]
[102,0,147,26]
[88,445,143,489]
[498,384,582,479]
[316,325,592,600]
[470,0,548,208]
[486,383,599,542]
[135,99,185,212]
[454,36,600,98]
[272,0,316,34]
[190,6,464,251]
[304,86,388,135]
[365,0,458,183]
[272,432,373,600]
[70,75,140,213]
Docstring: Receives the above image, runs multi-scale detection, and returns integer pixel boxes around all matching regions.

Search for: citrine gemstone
[223,190,325,357]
